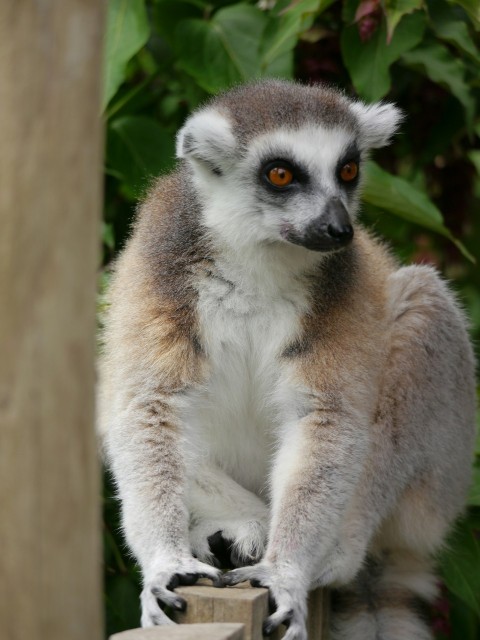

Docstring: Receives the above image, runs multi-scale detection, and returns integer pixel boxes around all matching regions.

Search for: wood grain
[111,623,245,640]
[173,583,329,640]
[0,2,105,639]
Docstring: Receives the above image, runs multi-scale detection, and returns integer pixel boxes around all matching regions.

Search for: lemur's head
[176,80,401,253]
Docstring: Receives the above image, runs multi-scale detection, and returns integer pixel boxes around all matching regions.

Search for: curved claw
[142,558,222,626]
[221,562,307,639]
[166,574,180,590]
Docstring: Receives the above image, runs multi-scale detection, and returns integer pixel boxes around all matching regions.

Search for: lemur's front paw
[141,556,222,627]
[222,562,308,640]
[190,518,267,568]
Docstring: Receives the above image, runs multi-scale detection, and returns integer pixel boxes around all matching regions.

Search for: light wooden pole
[0,2,105,640]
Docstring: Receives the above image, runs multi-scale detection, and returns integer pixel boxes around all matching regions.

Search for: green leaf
[402,39,475,130]
[384,0,424,41]
[107,116,175,199]
[448,592,479,640]
[258,0,334,78]
[341,11,426,102]
[261,0,335,65]
[448,0,480,29]
[363,161,444,230]
[440,517,480,614]
[103,0,150,110]
[152,0,203,48]
[362,161,474,261]
[175,4,268,93]
[105,76,155,121]
[428,0,480,62]
[260,5,312,69]
[468,150,480,177]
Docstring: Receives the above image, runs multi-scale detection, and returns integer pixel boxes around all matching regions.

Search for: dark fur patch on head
[209,80,358,149]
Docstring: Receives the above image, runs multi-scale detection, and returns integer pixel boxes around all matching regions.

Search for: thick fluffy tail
[330,550,438,640]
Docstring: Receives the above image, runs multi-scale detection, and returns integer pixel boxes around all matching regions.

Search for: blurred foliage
[101,0,480,637]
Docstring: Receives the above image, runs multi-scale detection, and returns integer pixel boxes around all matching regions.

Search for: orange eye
[340,161,358,182]
[268,166,294,188]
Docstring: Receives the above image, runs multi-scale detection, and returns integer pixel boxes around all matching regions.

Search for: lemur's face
[176,83,401,253]
[232,125,359,252]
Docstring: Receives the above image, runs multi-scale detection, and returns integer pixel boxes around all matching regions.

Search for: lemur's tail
[329,550,437,640]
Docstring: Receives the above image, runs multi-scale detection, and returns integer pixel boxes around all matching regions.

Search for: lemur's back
[99,80,476,640]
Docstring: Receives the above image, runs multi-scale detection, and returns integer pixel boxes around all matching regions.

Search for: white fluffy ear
[176,108,236,171]
[350,101,403,149]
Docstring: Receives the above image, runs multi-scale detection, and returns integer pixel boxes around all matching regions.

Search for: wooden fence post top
[173,582,269,640]
[110,623,245,640]
[176,582,268,601]
[172,582,329,640]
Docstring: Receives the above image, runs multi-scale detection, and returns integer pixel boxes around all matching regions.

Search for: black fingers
[172,598,187,612]
[221,568,250,586]
[152,570,214,611]
[177,573,198,586]
[250,578,267,588]
[166,575,180,590]
[262,619,276,637]
[166,571,211,591]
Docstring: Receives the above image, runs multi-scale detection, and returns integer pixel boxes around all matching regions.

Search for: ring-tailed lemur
[98,80,476,640]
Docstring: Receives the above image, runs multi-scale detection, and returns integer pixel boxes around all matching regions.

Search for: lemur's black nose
[323,198,353,243]
[327,221,354,245]
[281,198,354,252]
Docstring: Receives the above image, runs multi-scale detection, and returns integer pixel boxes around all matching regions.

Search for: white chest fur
[181,253,311,496]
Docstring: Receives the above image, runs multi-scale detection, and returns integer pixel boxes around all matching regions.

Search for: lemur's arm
[100,247,222,627]
[224,395,370,640]
[105,386,222,627]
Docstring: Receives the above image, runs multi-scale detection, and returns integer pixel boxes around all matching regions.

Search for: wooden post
[108,585,329,639]
[173,584,329,640]
[0,2,105,640]
[174,583,268,640]
[111,623,246,640]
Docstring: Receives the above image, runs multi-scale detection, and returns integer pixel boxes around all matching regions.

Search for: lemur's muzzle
[282,199,354,252]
